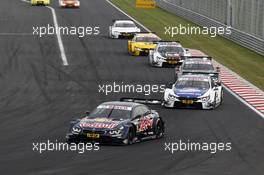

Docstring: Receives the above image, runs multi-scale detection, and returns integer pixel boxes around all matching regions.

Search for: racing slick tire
[220,90,224,105]
[212,92,217,109]
[149,56,154,66]
[155,120,165,139]
[124,127,135,145]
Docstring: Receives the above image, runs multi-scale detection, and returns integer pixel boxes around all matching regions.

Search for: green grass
[111,0,264,90]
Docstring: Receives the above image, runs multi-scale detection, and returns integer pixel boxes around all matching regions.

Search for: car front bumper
[66,133,128,145]
[112,32,137,38]
[163,98,214,109]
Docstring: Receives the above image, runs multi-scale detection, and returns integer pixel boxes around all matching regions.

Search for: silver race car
[149,41,190,67]
[175,57,221,85]
[109,20,141,39]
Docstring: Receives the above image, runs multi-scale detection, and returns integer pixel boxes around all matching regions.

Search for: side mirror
[185,49,189,51]
[166,82,174,89]
[144,111,151,116]
[216,81,221,86]
[149,50,153,56]
[175,66,180,72]
[216,66,221,73]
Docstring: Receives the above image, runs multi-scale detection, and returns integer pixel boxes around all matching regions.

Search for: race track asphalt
[0,0,264,175]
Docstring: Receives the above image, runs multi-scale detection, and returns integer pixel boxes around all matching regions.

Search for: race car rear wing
[182,71,219,76]
[185,56,212,60]
[157,40,181,43]
[120,98,163,105]
[112,19,133,23]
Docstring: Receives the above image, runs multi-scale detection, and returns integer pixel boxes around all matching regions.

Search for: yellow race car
[128,33,161,56]
[31,0,50,6]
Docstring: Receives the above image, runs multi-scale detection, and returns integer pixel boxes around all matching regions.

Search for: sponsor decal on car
[97,105,132,111]
[80,122,118,129]
[138,117,154,132]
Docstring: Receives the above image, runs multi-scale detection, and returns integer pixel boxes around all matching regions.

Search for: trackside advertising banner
[136,0,156,8]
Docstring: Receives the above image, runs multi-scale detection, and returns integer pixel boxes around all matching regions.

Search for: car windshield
[158,46,184,53]
[89,105,131,120]
[175,79,210,90]
[115,22,136,28]
[135,36,159,42]
[183,63,214,71]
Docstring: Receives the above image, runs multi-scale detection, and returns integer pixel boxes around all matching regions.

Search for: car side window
[139,105,150,115]
[132,106,141,119]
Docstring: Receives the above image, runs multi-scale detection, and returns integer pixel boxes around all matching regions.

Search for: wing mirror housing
[85,111,90,116]
[166,82,174,89]
[216,66,221,73]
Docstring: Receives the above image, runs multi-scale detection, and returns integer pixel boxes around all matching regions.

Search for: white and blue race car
[163,74,223,109]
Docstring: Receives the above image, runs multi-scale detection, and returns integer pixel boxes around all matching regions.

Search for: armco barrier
[157,0,264,56]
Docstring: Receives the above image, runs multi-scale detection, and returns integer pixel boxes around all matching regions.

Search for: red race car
[59,0,80,8]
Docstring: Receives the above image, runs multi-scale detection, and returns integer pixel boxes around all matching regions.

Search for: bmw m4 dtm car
[59,0,80,8]
[128,33,161,56]
[31,0,50,5]
[66,101,165,145]
[163,74,223,109]
[149,41,190,67]
[175,57,221,85]
[109,20,141,39]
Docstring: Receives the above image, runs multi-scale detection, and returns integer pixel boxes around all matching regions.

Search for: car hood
[62,0,78,3]
[78,117,128,130]
[174,88,208,98]
[182,70,216,74]
[160,52,181,58]
[135,42,157,48]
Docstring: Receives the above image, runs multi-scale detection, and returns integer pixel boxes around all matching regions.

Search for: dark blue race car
[66,101,165,145]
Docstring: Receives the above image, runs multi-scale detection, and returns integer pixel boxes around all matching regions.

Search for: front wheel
[149,56,154,66]
[155,120,165,139]
[125,128,135,145]
[220,90,224,105]
[212,92,217,109]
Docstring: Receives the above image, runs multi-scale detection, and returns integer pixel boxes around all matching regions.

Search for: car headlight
[168,93,178,100]
[72,125,82,134]
[109,126,124,135]
[201,95,210,102]
[157,56,164,60]
[113,31,119,35]
[135,47,141,51]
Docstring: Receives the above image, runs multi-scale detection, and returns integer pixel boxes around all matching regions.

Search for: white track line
[21,0,69,66]
[0,33,33,36]
[106,0,264,119]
